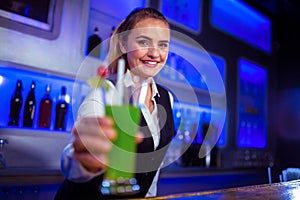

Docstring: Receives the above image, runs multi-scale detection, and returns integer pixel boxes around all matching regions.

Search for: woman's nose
[147,46,159,58]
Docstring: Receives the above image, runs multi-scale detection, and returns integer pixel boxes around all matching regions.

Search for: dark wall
[277,2,300,89]
[150,0,300,176]
[252,0,300,180]
[274,6,300,178]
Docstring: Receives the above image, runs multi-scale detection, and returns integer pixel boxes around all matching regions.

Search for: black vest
[55,84,175,200]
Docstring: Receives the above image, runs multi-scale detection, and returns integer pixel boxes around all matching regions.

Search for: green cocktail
[101,105,141,195]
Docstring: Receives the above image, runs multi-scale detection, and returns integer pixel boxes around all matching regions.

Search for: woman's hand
[72,117,116,173]
[71,117,143,173]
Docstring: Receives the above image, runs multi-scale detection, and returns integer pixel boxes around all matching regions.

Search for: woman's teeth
[145,61,157,65]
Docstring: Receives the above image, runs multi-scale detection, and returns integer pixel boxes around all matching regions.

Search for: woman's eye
[137,40,150,47]
[159,43,169,49]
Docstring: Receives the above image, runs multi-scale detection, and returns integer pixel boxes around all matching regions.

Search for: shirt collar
[123,71,160,99]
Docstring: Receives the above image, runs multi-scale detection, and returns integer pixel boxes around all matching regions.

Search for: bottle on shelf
[38,84,53,128]
[23,81,36,128]
[87,27,102,57]
[55,86,68,131]
[8,80,23,126]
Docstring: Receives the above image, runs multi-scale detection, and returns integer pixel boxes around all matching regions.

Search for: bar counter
[138,180,300,200]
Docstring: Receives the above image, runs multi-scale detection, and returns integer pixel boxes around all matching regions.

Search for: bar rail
[139,180,300,200]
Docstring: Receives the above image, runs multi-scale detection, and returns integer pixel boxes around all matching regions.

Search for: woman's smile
[141,59,160,68]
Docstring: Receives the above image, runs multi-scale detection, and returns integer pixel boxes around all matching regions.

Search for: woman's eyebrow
[136,35,152,40]
[159,40,170,43]
[135,35,169,43]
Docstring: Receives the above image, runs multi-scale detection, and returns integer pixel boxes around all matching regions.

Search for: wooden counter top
[139,180,300,200]
[0,168,64,186]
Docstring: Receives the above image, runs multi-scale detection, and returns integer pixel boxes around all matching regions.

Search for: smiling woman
[55,7,176,199]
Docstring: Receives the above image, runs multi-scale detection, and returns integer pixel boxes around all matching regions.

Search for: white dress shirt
[61,71,173,197]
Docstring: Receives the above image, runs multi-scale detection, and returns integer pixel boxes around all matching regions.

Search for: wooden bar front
[137,180,300,200]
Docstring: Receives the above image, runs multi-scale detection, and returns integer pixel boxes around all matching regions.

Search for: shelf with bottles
[0,65,89,133]
[163,101,227,167]
[172,101,226,147]
[237,58,267,149]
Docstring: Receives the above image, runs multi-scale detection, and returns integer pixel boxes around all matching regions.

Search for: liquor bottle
[87,27,102,57]
[38,84,53,128]
[23,81,36,128]
[8,80,23,126]
[54,86,68,131]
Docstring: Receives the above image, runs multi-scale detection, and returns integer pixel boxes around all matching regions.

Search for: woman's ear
[118,38,126,54]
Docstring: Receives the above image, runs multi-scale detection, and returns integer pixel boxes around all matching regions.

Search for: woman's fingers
[73,133,113,153]
[74,117,116,140]
[71,117,116,172]
[71,116,144,173]
[73,151,108,172]
[72,117,116,154]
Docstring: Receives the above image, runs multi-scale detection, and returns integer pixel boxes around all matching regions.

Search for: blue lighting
[237,58,267,148]
[160,0,202,33]
[172,101,226,147]
[132,184,140,191]
[102,180,111,187]
[0,75,4,85]
[210,0,272,53]
[160,53,226,94]
[0,66,87,131]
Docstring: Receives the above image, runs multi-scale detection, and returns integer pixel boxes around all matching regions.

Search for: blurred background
[0,0,300,199]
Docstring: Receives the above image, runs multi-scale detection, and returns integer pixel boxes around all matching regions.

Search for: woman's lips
[142,60,159,68]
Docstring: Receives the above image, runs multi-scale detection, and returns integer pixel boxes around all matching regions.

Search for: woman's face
[120,18,170,80]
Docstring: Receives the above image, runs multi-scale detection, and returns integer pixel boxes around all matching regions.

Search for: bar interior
[0,0,300,199]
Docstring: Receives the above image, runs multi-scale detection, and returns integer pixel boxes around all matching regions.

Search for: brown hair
[106,7,169,75]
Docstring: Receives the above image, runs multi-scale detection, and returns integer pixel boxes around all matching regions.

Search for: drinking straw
[117,58,125,105]
[101,60,109,106]
[138,81,148,108]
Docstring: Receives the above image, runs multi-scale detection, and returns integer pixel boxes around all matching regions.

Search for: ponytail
[106,19,126,74]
